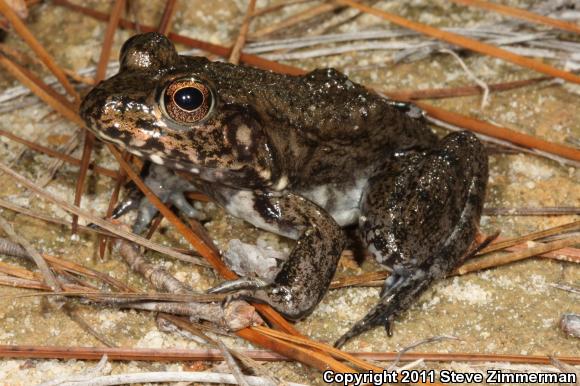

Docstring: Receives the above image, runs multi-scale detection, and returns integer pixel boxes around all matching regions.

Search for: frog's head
[80,32,280,189]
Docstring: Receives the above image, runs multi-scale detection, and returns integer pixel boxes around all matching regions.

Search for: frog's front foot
[112,163,206,234]
[208,277,269,294]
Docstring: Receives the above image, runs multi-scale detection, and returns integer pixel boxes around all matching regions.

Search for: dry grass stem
[426,115,580,168]
[62,304,118,348]
[0,198,115,237]
[156,0,177,35]
[116,238,195,295]
[0,0,79,100]
[0,237,135,291]
[330,270,389,289]
[450,0,580,34]
[0,215,61,290]
[0,260,38,280]
[413,101,580,163]
[0,222,110,345]
[484,206,580,216]
[99,166,126,258]
[439,48,490,109]
[229,0,256,65]
[252,0,318,17]
[52,0,304,75]
[40,370,308,386]
[0,160,208,266]
[388,335,460,371]
[336,0,580,84]
[216,337,251,386]
[74,0,125,233]
[254,325,382,372]
[36,133,81,187]
[479,220,580,255]
[250,2,341,39]
[382,76,552,101]
[0,55,81,124]
[456,235,580,275]
[0,273,89,292]
[0,344,578,364]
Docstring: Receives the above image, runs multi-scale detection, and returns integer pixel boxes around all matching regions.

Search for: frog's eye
[161,78,214,123]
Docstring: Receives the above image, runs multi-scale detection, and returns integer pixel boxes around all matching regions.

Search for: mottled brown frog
[80,32,488,346]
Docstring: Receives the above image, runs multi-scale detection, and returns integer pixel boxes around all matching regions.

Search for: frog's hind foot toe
[208,277,269,294]
[334,304,394,348]
[380,272,407,297]
[334,273,431,348]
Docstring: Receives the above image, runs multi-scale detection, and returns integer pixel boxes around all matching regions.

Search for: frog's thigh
[360,131,488,273]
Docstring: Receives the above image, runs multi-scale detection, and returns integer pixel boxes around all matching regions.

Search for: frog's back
[179,57,435,145]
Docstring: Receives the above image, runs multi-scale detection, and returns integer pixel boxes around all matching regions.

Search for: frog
[80,32,488,347]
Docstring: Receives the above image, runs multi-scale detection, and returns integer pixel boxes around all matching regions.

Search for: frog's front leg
[113,163,206,234]
[209,188,346,320]
[335,131,488,347]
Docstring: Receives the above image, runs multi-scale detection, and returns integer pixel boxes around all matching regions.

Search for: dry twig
[229,0,256,65]
[0,215,61,290]
[0,161,208,266]
[74,0,125,233]
[479,220,580,255]
[0,0,79,100]
[250,2,342,39]
[335,0,580,84]
[450,0,580,34]
[457,235,580,275]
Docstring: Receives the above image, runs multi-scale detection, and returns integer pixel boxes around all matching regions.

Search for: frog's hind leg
[112,162,205,234]
[335,131,488,347]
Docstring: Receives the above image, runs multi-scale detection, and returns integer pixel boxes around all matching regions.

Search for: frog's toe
[132,199,160,234]
[334,272,433,347]
[208,277,269,294]
[167,191,207,222]
[380,271,406,297]
[129,191,206,234]
[334,303,393,348]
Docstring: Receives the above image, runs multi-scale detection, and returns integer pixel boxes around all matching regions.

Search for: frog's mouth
[111,140,277,190]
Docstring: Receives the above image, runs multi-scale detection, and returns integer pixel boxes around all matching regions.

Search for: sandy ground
[0,0,578,385]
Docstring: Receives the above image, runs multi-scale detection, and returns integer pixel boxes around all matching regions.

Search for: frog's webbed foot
[341,131,488,346]
[208,188,346,320]
[112,163,206,234]
[334,270,432,348]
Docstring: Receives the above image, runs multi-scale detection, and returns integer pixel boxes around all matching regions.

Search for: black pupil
[173,87,204,111]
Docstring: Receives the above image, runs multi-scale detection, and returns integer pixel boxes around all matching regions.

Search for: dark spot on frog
[144,137,166,152]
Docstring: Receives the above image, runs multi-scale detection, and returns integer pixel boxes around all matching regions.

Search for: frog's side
[80,33,488,346]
